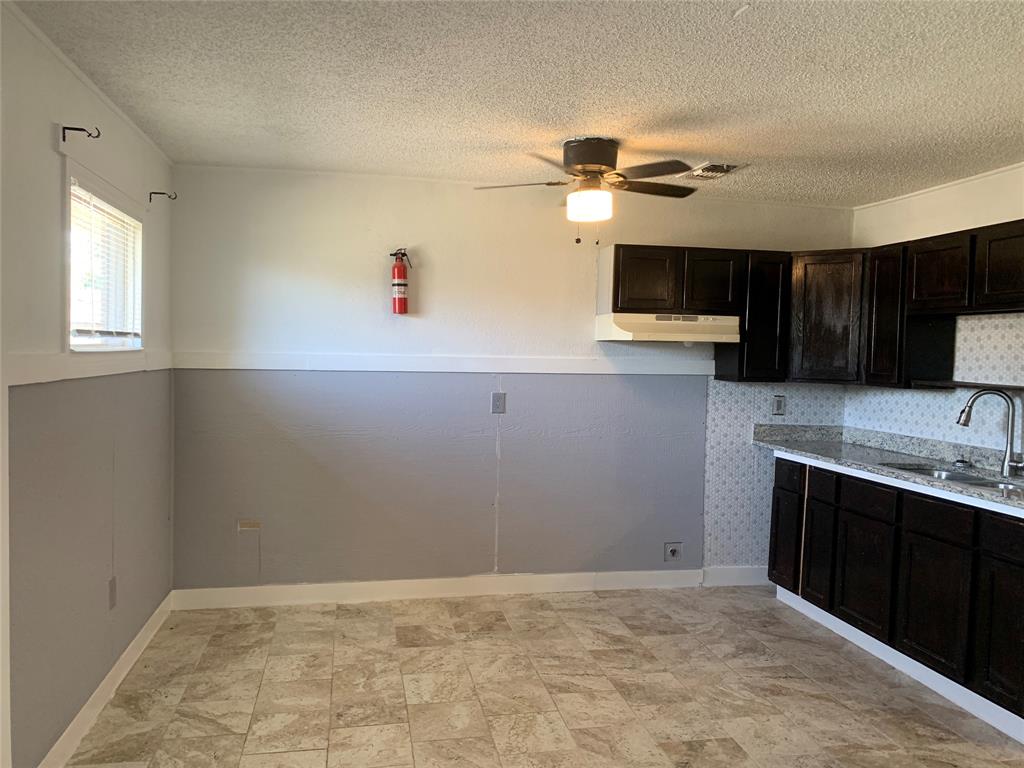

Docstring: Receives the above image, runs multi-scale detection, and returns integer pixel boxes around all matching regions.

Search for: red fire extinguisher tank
[391,248,410,314]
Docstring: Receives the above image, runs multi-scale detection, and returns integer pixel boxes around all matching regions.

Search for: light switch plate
[491,392,507,414]
[771,394,786,416]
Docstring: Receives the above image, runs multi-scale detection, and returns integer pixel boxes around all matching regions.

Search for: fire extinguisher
[390,248,411,314]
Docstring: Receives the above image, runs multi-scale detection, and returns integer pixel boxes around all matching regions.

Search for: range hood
[595,313,740,342]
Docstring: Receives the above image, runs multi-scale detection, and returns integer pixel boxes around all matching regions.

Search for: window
[68,176,143,351]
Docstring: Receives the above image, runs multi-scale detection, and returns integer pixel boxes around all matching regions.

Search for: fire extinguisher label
[392,283,408,297]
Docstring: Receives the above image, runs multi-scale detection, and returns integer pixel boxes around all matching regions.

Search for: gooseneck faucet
[956,389,1024,478]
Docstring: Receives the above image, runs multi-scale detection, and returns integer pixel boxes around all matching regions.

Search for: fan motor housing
[563,137,619,175]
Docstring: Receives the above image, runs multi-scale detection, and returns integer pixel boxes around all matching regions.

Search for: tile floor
[67,586,1023,767]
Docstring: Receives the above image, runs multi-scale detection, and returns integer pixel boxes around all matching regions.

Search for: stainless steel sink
[924,470,987,483]
[879,461,1021,493]
[879,462,939,471]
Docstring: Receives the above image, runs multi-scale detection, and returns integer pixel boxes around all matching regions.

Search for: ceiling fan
[475,137,696,222]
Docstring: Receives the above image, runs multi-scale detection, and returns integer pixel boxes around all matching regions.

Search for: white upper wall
[170,165,852,374]
[851,163,1024,247]
[1,6,173,385]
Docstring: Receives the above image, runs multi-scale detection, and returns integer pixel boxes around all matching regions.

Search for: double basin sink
[879,462,1020,493]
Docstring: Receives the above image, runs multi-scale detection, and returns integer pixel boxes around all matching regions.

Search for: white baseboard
[37,592,173,768]
[776,587,1024,745]
[170,568,705,609]
[700,566,770,587]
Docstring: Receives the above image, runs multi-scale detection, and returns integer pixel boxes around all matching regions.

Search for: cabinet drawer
[774,459,805,493]
[902,493,975,547]
[807,467,838,504]
[840,477,897,523]
[980,512,1024,565]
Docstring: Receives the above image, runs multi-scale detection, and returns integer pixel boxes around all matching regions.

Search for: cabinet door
[682,249,747,314]
[894,531,973,681]
[834,509,895,640]
[743,252,791,380]
[614,246,681,312]
[906,232,971,312]
[768,487,803,592]
[790,251,864,381]
[861,246,905,386]
[801,499,837,610]
[972,554,1024,715]
[974,220,1024,310]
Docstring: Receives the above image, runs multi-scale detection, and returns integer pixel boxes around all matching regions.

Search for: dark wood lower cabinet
[894,531,973,681]
[971,512,1024,715]
[833,508,896,641]
[800,498,836,610]
[768,487,803,592]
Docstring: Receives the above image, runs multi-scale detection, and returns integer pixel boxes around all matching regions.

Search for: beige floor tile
[196,644,270,672]
[327,723,412,767]
[264,652,334,682]
[451,611,512,636]
[476,676,556,715]
[721,714,824,759]
[570,722,674,767]
[551,690,636,729]
[487,712,576,756]
[182,669,264,703]
[411,737,502,768]
[150,735,245,767]
[537,673,614,693]
[608,670,691,707]
[397,646,466,674]
[165,700,254,738]
[396,624,457,648]
[238,749,327,767]
[408,701,490,742]
[68,720,168,765]
[270,630,334,657]
[403,670,476,705]
[244,711,330,754]
[463,650,535,683]
[256,680,332,713]
[656,736,758,767]
[331,691,408,728]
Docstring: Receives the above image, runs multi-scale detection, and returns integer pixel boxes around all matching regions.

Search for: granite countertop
[752,426,1024,514]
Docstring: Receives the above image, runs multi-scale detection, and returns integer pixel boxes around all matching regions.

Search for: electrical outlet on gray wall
[664,542,682,562]
[490,392,506,414]
[771,394,786,416]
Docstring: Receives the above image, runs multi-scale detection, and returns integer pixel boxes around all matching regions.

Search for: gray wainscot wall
[173,370,708,587]
[9,370,174,768]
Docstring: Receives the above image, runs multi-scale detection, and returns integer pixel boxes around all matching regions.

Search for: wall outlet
[108,576,117,610]
[771,394,786,416]
[490,392,507,414]
[237,519,262,532]
[664,542,683,562]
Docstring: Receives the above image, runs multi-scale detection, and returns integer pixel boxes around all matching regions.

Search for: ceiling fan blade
[609,180,697,198]
[474,181,571,190]
[528,152,569,173]
[608,160,692,180]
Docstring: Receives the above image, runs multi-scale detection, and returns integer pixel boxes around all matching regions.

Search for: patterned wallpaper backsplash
[703,379,846,567]
[704,312,1024,568]
[845,313,1024,450]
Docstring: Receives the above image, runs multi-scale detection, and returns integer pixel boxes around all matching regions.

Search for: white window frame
[63,159,145,353]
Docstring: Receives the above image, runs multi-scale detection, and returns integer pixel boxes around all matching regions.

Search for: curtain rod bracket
[148,191,178,203]
[61,125,101,142]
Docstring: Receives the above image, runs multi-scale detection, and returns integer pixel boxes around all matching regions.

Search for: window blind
[69,178,143,349]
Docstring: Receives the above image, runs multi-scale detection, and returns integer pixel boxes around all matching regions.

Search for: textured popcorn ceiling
[18,1,1024,206]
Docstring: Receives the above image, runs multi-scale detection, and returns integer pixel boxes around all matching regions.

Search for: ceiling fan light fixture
[566,183,612,223]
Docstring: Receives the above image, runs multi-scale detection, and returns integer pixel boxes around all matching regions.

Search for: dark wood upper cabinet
[972,513,1024,715]
[906,232,972,313]
[614,245,681,312]
[790,251,864,382]
[714,251,791,382]
[682,249,747,314]
[861,246,905,386]
[973,220,1024,310]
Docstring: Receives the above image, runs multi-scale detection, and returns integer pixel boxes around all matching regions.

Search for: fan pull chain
[574,223,582,245]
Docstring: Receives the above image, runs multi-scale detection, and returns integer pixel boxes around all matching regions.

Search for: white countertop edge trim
[770,449,1024,521]
[777,587,1024,745]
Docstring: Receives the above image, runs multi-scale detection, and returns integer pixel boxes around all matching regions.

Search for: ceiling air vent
[679,162,747,180]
